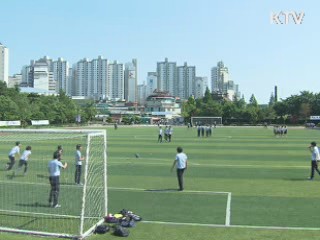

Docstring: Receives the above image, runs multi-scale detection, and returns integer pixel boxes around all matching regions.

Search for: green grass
[2,126,320,239]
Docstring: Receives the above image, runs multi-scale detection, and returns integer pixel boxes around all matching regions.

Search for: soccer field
[1,126,320,240]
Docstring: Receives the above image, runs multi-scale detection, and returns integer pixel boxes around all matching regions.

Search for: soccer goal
[191,116,222,126]
[0,129,107,239]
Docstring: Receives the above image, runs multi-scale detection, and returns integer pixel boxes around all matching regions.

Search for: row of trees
[182,88,320,125]
[0,82,97,125]
[1,81,319,126]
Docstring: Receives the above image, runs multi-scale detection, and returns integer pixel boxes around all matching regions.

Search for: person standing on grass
[171,146,188,191]
[14,146,32,175]
[158,126,163,143]
[168,126,173,142]
[6,141,21,170]
[75,144,85,185]
[55,145,63,156]
[48,152,67,208]
[308,141,320,180]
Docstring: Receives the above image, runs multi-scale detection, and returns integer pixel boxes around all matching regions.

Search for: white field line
[0,209,80,219]
[141,221,320,231]
[108,161,309,169]
[109,186,230,195]
[226,192,231,226]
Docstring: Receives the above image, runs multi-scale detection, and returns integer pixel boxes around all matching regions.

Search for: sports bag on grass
[113,225,129,237]
[94,224,109,234]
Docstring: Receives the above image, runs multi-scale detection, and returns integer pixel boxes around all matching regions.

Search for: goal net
[0,129,107,239]
[191,117,222,126]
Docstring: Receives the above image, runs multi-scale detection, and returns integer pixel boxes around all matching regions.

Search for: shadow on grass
[287,178,313,181]
[145,188,179,192]
[16,202,50,208]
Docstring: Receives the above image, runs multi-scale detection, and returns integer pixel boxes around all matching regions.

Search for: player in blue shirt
[48,152,67,208]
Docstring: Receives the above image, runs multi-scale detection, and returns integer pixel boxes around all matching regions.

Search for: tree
[249,94,258,107]
[269,93,275,106]
[181,96,197,122]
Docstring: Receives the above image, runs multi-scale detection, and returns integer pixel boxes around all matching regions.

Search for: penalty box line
[109,187,232,227]
[142,221,320,231]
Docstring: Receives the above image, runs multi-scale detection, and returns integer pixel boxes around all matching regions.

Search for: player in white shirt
[171,146,188,191]
[158,126,163,143]
[75,144,85,185]
[308,141,320,180]
[15,146,32,175]
[6,141,21,170]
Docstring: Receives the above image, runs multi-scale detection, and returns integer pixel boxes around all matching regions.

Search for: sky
[1,0,319,104]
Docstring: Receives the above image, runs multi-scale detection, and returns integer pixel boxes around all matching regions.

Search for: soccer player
[55,145,63,155]
[168,126,173,142]
[171,146,188,191]
[6,141,21,170]
[15,146,32,175]
[48,152,67,208]
[308,141,320,180]
[158,126,163,143]
[75,144,85,185]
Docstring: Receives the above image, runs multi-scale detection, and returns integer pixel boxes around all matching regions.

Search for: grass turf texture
[2,126,320,239]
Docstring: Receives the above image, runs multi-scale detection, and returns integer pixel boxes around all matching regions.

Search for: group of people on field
[273,125,288,136]
[196,125,213,138]
[158,125,173,143]
[5,142,85,208]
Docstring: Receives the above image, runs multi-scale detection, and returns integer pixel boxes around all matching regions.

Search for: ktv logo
[270,11,305,24]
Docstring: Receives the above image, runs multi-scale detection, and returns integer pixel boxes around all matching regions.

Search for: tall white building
[53,58,70,94]
[21,56,56,91]
[157,58,176,96]
[73,56,109,99]
[33,59,55,91]
[107,61,124,100]
[211,61,240,100]
[91,56,108,100]
[176,62,196,99]
[137,83,147,105]
[124,59,137,103]
[146,72,157,98]
[194,77,207,99]
[0,43,9,84]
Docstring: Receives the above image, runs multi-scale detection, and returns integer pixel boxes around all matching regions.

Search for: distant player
[15,146,32,175]
[75,144,85,185]
[158,126,163,143]
[168,126,173,142]
[56,145,63,155]
[308,141,320,180]
[6,141,21,170]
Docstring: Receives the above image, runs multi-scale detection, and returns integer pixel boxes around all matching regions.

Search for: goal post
[0,129,107,239]
[191,116,222,126]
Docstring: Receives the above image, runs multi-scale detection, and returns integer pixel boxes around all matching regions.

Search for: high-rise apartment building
[73,56,109,99]
[124,59,137,103]
[21,56,57,91]
[33,58,55,91]
[53,58,69,94]
[21,57,55,91]
[146,72,157,98]
[0,42,9,84]
[107,61,124,100]
[194,77,207,99]
[137,83,147,105]
[177,62,196,99]
[211,61,240,100]
[157,58,176,96]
